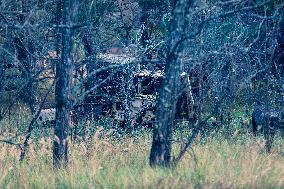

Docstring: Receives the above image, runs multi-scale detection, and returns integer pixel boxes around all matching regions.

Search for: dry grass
[0,129,284,189]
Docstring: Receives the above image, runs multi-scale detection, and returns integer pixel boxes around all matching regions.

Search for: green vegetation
[1,129,284,189]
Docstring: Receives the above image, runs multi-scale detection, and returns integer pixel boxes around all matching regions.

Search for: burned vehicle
[110,68,163,131]
[74,51,161,131]
[64,50,201,132]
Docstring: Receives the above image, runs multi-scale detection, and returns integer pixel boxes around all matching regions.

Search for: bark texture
[53,0,73,167]
[149,0,192,167]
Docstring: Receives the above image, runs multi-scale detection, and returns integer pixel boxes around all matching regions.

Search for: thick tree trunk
[53,0,73,167]
[149,56,179,167]
[149,0,192,167]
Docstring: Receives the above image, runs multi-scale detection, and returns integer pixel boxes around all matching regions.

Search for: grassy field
[1,128,284,189]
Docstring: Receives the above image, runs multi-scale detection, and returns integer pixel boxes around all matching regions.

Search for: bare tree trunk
[149,0,192,167]
[149,56,179,167]
[53,0,73,168]
[272,12,284,87]
[82,35,97,97]
[13,0,37,114]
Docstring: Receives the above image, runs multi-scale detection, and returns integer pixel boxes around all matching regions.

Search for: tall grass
[1,128,284,189]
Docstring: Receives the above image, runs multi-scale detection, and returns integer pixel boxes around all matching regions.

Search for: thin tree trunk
[20,82,54,161]
[53,0,73,168]
[14,0,37,113]
[82,35,97,96]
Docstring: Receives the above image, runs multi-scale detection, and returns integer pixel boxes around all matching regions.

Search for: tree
[149,0,284,167]
[149,0,193,167]
[53,0,74,167]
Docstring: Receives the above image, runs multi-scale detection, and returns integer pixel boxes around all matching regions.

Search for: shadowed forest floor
[1,131,284,189]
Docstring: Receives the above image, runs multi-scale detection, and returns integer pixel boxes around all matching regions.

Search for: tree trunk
[149,56,179,167]
[53,0,73,168]
[82,35,97,97]
[14,0,37,113]
[272,12,284,83]
[149,0,192,167]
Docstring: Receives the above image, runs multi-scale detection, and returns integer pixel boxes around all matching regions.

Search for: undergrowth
[0,128,284,189]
